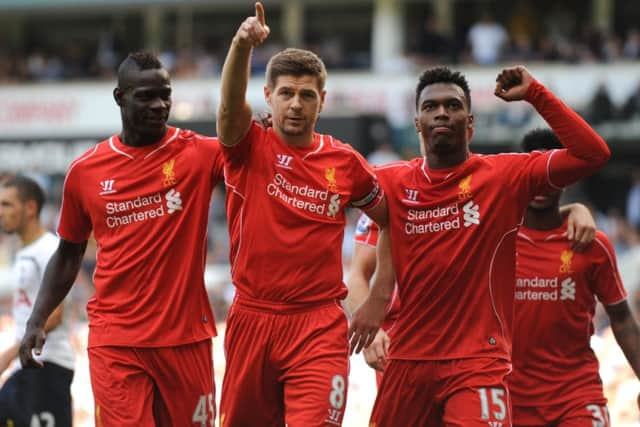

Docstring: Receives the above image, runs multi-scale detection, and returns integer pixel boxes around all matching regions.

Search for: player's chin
[281,125,307,137]
[429,138,457,153]
[140,123,168,137]
[528,200,555,211]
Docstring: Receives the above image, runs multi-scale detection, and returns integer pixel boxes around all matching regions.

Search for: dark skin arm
[604,300,640,409]
[19,238,87,368]
[559,203,596,252]
[0,303,65,374]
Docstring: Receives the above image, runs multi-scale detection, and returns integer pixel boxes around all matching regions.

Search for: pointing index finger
[255,2,266,26]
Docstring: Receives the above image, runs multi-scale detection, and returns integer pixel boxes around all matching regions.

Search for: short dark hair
[2,175,46,215]
[415,66,471,110]
[266,48,327,90]
[521,128,562,152]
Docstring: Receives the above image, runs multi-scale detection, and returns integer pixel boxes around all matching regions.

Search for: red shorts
[370,358,512,427]
[220,296,349,427]
[88,339,215,427]
[513,400,610,427]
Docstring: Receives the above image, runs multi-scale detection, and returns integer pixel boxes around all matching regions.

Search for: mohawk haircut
[2,174,46,215]
[117,51,164,88]
[521,128,562,152]
[415,66,471,110]
[125,51,163,71]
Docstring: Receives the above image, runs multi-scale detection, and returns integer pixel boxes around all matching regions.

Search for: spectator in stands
[413,16,453,65]
[623,28,640,59]
[466,11,508,65]
[587,83,616,124]
[621,82,640,120]
[365,121,400,166]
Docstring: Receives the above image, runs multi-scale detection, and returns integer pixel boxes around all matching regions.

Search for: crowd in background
[0,5,640,83]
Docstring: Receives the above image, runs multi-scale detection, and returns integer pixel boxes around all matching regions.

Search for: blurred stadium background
[0,0,639,425]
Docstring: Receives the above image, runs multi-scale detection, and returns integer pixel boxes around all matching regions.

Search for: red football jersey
[377,80,609,361]
[353,213,401,331]
[223,122,382,304]
[510,225,626,406]
[58,127,222,347]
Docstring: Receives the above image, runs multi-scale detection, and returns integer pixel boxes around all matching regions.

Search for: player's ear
[24,199,38,219]
[264,85,272,107]
[113,88,123,107]
[414,116,420,134]
[467,114,474,140]
[318,89,326,114]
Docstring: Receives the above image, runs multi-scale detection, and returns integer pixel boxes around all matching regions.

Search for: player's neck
[425,151,469,169]
[20,221,45,247]
[120,127,168,147]
[274,127,314,148]
[523,208,563,231]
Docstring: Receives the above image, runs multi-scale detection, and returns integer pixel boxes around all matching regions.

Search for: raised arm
[19,239,86,368]
[217,2,270,147]
[495,66,610,182]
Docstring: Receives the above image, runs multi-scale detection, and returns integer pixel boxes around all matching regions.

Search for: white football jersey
[13,232,74,370]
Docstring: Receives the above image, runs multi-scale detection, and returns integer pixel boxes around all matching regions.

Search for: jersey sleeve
[497,81,611,206]
[57,164,92,243]
[590,231,628,306]
[523,80,610,194]
[354,213,379,246]
[207,136,225,186]
[221,121,263,169]
[348,149,383,210]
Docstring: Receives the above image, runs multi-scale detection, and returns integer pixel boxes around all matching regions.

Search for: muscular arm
[370,226,395,307]
[345,196,390,314]
[217,38,253,147]
[20,239,86,367]
[345,243,377,315]
[605,300,640,379]
[0,303,64,373]
[348,226,396,354]
[216,3,269,147]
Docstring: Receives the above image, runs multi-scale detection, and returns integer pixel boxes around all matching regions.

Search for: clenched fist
[494,65,535,102]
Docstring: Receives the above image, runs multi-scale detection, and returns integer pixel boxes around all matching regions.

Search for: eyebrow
[421,96,463,104]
